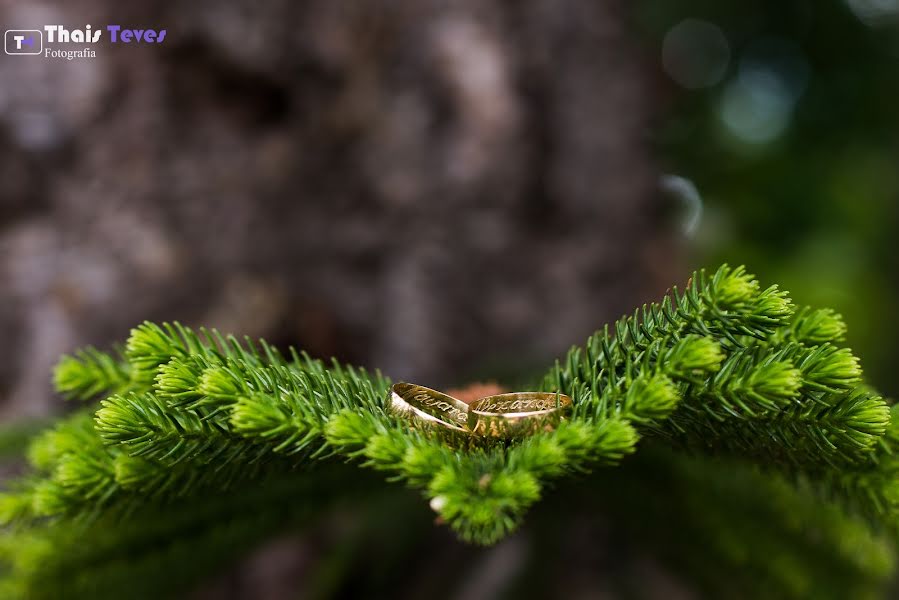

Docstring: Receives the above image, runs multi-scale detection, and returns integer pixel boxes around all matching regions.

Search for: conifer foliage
[1,265,897,598]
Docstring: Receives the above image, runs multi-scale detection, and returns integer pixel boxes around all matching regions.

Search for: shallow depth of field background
[0,1,897,598]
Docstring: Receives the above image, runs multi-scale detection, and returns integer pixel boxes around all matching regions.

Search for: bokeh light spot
[846,0,899,26]
[662,19,731,89]
[718,38,809,146]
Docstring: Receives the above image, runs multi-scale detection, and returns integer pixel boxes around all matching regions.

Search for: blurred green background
[641,0,899,398]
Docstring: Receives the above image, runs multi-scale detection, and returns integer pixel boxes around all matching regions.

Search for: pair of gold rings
[389,382,572,439]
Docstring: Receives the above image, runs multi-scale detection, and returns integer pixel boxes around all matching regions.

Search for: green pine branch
[0,463,385,600]
[574,449,895,599]
[54,347,132,400]
[2,264,898,597]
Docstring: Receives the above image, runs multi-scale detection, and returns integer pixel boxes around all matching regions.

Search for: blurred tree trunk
[0,0,671,418]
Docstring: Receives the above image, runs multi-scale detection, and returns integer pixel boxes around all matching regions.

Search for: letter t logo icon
[5,30,42,55]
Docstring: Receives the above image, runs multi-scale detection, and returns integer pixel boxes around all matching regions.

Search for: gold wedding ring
[390,382,469,433]
[467,392,572,438]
